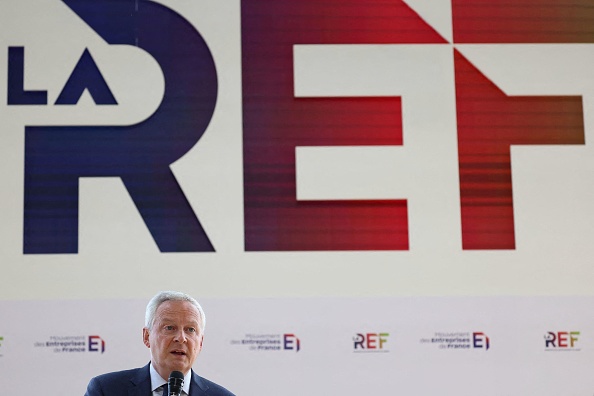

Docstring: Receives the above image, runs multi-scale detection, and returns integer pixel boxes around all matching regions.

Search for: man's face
[143,300,204,379]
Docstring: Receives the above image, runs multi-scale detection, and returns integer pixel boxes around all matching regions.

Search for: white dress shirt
[149,363,192,395]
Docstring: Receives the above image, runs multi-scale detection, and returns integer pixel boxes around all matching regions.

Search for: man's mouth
[171,350,186,356]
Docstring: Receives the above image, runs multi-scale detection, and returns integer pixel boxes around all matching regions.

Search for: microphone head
[168,371,184,395]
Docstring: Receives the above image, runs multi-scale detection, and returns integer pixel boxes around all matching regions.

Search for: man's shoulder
[194,373,236,396]
[85,365,149,395]
[93,366,145,381]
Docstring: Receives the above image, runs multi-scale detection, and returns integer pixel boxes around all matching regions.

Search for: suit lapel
[189,370,208,396]
[129,363,153,396]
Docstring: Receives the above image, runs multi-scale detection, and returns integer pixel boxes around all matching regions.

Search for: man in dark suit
[84,291,235,396]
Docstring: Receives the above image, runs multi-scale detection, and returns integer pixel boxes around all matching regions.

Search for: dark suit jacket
[84,363,235,396]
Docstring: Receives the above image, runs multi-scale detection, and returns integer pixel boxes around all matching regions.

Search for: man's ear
[142,327,151,348]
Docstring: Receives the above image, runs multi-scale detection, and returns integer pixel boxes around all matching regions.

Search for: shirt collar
[149,362,192,395]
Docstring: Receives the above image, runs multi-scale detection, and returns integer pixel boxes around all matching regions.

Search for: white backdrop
[1,0,594,394]
[0,297,593,395]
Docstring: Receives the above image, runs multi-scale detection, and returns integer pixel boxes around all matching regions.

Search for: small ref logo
[0,336,4,356]
[545,331,580,351]
[353,333,389,353]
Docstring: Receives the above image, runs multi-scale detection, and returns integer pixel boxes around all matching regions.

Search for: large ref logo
[7,0,590,254]
[10,0,217,254]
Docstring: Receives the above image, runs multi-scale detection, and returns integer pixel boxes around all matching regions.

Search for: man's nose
[174,329,187,342]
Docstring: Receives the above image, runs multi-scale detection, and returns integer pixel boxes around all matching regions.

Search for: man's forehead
[157,315,200,324]
[155,301,201,322]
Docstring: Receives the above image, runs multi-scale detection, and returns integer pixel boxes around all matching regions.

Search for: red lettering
[455,50,584,249]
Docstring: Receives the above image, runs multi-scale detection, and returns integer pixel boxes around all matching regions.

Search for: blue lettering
[55,48,117,105]
[23,0,218,253]
[7,47,48,105]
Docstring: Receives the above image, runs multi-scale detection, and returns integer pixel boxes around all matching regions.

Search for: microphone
[167,371,185,396]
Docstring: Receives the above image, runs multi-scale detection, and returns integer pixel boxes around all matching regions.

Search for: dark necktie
[161,384,168,396]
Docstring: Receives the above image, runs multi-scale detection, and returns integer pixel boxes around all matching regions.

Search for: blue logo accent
[22,0,218,253]
[55,48,118,105]
[7,47,48,105]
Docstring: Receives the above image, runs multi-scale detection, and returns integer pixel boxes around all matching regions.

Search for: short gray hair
[145,291,206,332]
